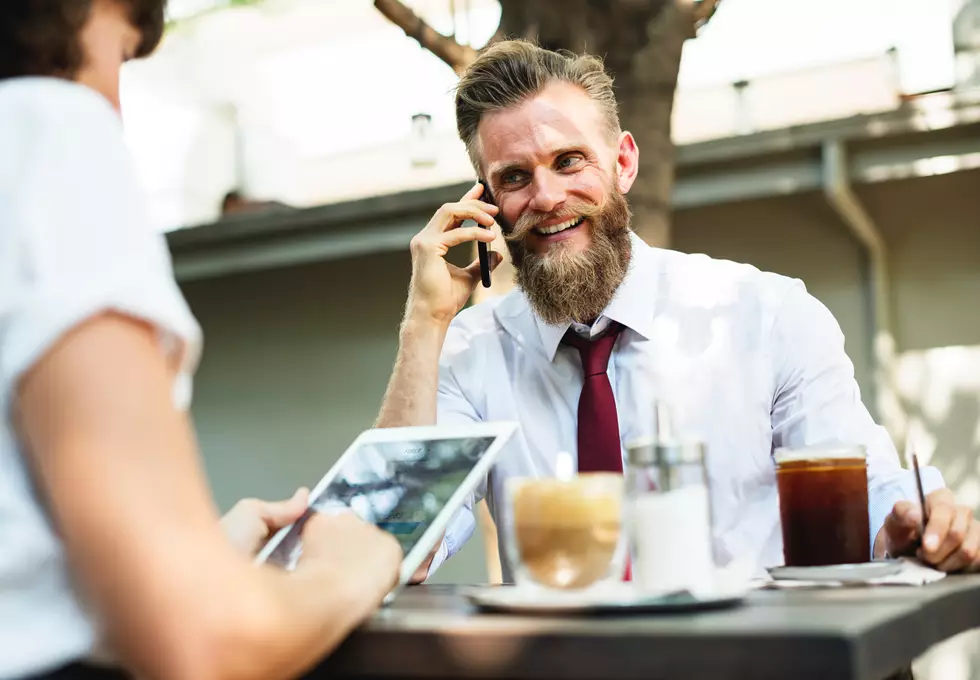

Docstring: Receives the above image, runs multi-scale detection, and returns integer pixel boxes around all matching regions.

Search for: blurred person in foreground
[0,2,401,678]
[378,39,980,581]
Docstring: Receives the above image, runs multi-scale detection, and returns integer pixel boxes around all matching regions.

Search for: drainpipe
[821,139,894,423]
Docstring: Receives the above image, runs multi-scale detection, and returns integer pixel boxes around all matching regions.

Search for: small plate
[463,582,746,615]
[767,560,903,583]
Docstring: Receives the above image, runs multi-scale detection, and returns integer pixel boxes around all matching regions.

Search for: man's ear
[615,131,639,194]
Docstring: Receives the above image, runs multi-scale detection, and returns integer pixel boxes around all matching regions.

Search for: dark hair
[0,0,167,81]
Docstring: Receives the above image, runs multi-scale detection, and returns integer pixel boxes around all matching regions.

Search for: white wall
[180,248,490,584]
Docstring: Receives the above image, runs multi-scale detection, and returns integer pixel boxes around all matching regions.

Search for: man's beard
[504,184,633,327]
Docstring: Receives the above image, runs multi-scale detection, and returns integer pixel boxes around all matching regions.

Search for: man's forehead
[478,83,606,171]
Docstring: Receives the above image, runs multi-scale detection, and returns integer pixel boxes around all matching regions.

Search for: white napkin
[755,558,946,589]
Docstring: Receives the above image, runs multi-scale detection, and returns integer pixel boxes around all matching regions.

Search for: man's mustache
[503,200,604,242]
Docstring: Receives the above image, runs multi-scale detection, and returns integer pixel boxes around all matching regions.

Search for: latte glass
[503,473,627,591]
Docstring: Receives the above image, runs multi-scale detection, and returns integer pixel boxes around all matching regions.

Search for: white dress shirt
[431,231,943,581]
[0,78,201,677]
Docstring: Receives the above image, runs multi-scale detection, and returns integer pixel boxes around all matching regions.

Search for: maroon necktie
[562,322,625,473]
[562,321,631,580]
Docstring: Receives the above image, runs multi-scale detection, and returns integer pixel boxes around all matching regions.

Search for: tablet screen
[262,434,497,569]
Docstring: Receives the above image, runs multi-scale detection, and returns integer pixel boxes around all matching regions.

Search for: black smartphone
[476,180,494,288]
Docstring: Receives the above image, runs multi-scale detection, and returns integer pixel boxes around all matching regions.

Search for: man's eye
[557,155,583,170]
[502,172,524,185]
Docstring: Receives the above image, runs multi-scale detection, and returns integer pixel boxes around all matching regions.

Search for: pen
[912,452,929,534]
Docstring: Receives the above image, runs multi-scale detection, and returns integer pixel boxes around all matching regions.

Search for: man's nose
[527,171,567,214]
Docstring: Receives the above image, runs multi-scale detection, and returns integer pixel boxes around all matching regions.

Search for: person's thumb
[260,487,310,531]
[462,251,503,282]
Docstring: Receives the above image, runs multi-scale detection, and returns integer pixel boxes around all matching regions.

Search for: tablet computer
[254,422,518,598]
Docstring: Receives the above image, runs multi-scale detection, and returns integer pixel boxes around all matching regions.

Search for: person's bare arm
[17,313,401,680]
[375,182,499,429]
[376,316,450,427]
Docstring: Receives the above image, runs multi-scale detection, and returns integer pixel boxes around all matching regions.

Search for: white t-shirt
[0,78,202,678]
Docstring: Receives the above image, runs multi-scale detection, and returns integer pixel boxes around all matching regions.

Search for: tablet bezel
[254,421,518,593]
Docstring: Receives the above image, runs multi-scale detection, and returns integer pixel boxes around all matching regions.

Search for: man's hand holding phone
[406,182,502,326]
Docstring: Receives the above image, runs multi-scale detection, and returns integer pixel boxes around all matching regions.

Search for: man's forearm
[376,313,449,427]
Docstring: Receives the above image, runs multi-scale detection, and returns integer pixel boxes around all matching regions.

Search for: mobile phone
[477,180,493,289]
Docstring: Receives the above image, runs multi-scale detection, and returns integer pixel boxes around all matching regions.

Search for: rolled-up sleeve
[769,281,944,551]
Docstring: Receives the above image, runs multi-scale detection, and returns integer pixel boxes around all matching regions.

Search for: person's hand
[299,512,403,590]
[407,532,445,584]
[879,488,980,572]
[407,182,502,324]
[221,487,309,557]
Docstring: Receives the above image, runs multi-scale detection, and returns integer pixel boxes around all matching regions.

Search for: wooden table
[309,578,980,680]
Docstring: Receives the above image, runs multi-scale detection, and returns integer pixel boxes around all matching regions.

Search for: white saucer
[767,560,903,583]
[463,581,747,615]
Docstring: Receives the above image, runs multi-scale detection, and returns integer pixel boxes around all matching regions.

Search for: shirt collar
[523,231,661,360]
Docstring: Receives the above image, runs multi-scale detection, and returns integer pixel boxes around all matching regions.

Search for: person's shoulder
[0,78,125,169]
[652,246,802,311]
[0,77,120,135]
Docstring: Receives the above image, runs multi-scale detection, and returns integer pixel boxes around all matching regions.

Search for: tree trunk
[612,1,692,248]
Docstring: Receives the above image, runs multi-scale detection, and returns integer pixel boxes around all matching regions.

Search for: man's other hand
[879,488,980,572]
[409,533,445,584]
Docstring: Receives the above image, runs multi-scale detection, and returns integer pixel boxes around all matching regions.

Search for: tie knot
[562,322,624,377]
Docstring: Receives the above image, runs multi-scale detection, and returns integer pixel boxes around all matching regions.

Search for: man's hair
[0,0,167,81]
[454,39,620,172]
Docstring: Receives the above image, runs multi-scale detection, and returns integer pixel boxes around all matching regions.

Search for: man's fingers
[463,181,484,201]
[439,226,497,250]
[926,487,957,511]
[892,499,921,526]
[920,497,955,562]
[430,201,498,232]
[937,518,980,572]
[922,488,956,553]
[883,501,920,555]
[930,506,973,565]
[459,251,504,283]
[409,532,446,584]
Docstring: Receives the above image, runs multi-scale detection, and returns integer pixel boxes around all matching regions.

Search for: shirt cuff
[869,465,946,553]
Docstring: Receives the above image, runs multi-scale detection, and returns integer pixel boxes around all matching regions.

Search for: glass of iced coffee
[775,444,870,566]
[503,473,626,591]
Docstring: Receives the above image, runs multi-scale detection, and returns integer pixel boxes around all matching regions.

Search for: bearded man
[377,39,980,582]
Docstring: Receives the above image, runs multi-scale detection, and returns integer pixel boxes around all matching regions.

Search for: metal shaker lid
[626,437,705,466]
[625,398,704,466]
